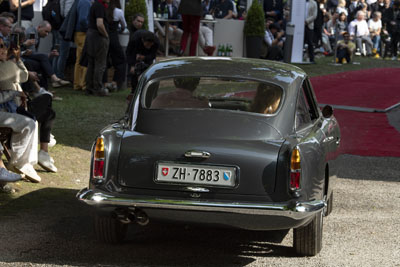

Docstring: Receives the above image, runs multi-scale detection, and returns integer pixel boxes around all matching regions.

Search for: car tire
[94,213,128,243]
[293,211,323,256]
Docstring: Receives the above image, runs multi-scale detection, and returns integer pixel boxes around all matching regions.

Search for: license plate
[156,162,236,187]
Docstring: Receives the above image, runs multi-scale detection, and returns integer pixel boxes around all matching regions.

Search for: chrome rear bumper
[77,188,325,220]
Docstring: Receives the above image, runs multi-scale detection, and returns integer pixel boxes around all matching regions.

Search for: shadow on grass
[0,188,299,266]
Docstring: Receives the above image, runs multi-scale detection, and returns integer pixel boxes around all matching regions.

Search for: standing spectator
[178,0,202,56]
[85,0,110,96]
[385,0,400,60]
[104,0,127,91]
[73,0,91,91]
[305,0,318,63]
[370,0,386,14]
[53,0,75,80]
[368,11,382,56]
[9,0,35,29]
[128,13,145,42]
[126,30,159,99]
[348,10,373,55]
[314,0,326,49]
[213,0,233,19]
[336,31,356,62]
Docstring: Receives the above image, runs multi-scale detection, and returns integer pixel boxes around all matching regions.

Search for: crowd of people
[261,0,400,63]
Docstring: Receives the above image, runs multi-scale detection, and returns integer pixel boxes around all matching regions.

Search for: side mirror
[322,105,333,118]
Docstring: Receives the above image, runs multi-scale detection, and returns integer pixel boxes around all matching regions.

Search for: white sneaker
[38,150,58,173]
[16,164,41,183]
[48,134,56,148]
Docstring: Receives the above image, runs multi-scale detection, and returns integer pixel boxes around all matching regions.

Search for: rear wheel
[94,213,128,243]
[293,211,323,256]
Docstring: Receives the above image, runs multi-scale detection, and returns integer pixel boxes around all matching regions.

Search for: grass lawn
[0,55,399,206]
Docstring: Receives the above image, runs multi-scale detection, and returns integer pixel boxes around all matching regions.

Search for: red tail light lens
[290,147,301,191]
[93,160,104,178]
[93,137,105,179]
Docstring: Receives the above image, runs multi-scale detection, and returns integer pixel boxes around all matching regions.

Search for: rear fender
[89,123,124,190]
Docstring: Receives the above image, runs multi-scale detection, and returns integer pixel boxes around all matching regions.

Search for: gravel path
[0,154,399,267]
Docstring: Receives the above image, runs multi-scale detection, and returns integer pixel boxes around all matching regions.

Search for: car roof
[142,57,307,89]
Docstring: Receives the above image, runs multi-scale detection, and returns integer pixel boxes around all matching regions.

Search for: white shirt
[264,30,274,46]
[113,8,127,29]
[368,19,382,33]
[349,19,370,37]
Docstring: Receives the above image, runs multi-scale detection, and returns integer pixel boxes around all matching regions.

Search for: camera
[29,33,35,40]
[134,61,149,76]
[10,33,19,49]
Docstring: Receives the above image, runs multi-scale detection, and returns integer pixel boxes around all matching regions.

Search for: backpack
[42,0,63,30]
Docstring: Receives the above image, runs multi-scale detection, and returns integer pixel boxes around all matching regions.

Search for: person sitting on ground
[336,31,356,63]
[0,37,41,182]
[250,83,282,114]
[348,10,373,56]
[20,21,70,89]
[150,77,209,109]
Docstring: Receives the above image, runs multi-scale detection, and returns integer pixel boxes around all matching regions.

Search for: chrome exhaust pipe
[114,208,149,226]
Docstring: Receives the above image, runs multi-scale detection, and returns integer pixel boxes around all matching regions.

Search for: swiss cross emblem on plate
[161,167,169,176]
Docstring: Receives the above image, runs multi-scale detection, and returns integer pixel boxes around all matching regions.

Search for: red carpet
[310,68,400,157]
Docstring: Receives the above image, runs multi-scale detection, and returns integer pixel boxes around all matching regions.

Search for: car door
[294,78,326,201]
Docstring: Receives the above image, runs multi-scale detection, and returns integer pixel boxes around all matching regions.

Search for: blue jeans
[372,35,381,52]
[53,32,71,79]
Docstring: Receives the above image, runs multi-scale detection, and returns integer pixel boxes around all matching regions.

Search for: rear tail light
[290,147,301,191]
[93,136,105,179]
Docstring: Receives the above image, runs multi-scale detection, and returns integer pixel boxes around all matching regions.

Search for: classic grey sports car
[77,57,340,256]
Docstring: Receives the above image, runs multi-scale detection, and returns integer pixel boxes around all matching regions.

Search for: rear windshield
[142,77,283,115]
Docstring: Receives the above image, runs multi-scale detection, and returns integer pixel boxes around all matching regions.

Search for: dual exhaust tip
[114,208,149,226]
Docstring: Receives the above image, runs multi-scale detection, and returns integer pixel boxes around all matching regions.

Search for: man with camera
[126,30,159,100]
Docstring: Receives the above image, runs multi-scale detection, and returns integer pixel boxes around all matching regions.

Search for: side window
[296,87,312,129]
[296,79,320,130]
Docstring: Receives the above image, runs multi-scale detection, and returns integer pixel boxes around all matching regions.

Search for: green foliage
[244,0,265,37]
[125,0,148,30]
